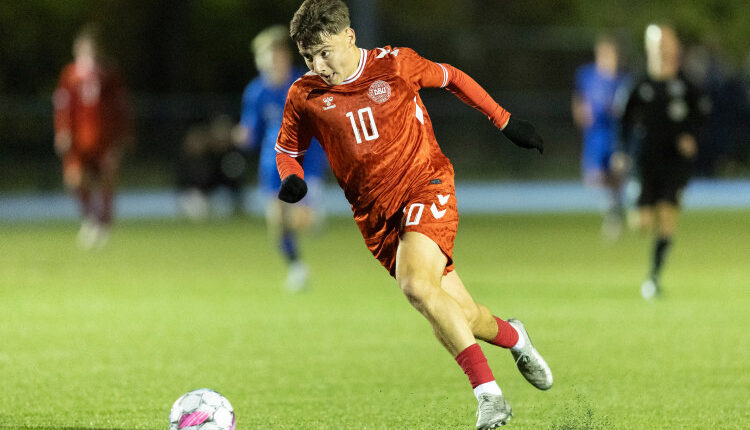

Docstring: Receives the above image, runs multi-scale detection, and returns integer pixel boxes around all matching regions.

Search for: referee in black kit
[615,23,711,299]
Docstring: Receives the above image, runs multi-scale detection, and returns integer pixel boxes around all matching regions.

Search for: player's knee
[637,211,654,233]
[63,169,82,189]
[398,276,438,309]
[657,221,676,238]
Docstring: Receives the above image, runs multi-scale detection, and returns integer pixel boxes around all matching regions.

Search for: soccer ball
[169,388,236,430]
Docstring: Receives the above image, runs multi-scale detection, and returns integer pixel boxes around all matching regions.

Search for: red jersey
[53,62,132,157]
[276,45,511,275]
[276,46,509,216]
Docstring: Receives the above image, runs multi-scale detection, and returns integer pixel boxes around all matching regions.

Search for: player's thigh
[293,177,324,231]
[301,176,324,208]
[655,202,680,237]
[263,197,285,233]
[395,231,447,289]
[270,199,307,232]
[288,204,316,232]
[62,156,86,189]
[638,206,656,232]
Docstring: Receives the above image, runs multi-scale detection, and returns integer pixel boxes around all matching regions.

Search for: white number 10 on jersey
[346,107,379,144]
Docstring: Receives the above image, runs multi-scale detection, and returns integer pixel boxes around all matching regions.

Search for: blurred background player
[572,34,630,240]
[53,23,134,249]
[616,24,710,299]
[177,114,247,221]
[234,25,329,291]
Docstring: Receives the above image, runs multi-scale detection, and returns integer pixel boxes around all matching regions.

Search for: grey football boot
[508,319,553,390]
[476,393,512,429]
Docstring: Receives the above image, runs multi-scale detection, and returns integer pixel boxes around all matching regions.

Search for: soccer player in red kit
[276,1,552,428]
[53,24,133,249]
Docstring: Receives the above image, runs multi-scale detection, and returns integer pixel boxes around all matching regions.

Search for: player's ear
[345,27,356,47]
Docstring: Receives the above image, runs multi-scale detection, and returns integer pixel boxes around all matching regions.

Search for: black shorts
[637,166,689,207]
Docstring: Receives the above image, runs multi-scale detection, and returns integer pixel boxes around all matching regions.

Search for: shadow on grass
[549,393,612,430]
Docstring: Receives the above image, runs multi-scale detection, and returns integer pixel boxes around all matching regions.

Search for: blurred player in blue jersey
[573,34,630,240]
[235,25,329,291]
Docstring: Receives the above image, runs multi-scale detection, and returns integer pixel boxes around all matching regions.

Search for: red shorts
[355,178,458,278]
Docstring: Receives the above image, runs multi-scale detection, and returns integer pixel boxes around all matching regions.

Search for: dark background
[2,0,749,191]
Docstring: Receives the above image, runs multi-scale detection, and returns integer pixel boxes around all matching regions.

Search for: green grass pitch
[1,210,748,429]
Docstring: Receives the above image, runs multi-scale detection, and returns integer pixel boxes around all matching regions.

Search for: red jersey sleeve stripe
[438,63,449,88]
[274,143,306,158]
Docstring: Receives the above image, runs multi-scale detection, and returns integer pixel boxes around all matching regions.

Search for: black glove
[502,117,544,154]
[278,174,307,203]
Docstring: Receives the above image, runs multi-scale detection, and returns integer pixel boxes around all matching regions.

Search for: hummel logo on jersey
[376,48,400,58]
[322,96,336,110]
[431,194,450,219]
[403,194,451,226]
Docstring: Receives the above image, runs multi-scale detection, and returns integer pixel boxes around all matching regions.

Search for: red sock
[455,343,495,388]
[490,316,519,349]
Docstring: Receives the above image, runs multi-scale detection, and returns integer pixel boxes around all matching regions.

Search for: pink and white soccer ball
[169,388,236,430]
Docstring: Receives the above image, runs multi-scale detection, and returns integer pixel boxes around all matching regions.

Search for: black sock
[280,231,298,263]
[650,237,672,280]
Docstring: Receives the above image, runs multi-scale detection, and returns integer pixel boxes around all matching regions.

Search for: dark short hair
[290,0,350,48]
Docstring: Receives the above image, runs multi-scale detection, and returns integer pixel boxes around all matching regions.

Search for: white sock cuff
[473,381,502,399]
[510,325,526,351]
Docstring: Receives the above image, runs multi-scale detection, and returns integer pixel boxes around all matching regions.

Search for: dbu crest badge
[368,80,391,104]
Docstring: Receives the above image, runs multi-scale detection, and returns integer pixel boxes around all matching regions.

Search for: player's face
[595,41,618,75]
[645,25,681,79]
[73,37,97,70]
[258,46,292,86]
[658,28,680,68]
[298,28,358,86]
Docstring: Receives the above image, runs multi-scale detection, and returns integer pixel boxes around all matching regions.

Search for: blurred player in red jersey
[276,1,552,428]
[53,24,134,249]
